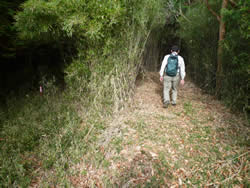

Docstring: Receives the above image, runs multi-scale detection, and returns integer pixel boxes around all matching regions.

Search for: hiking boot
[163,101,170,108]
[172,101,177,106]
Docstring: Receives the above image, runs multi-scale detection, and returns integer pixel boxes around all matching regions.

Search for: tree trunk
[215,0,228,97]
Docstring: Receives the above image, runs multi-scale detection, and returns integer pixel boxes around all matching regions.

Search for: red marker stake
[40,86,43,96]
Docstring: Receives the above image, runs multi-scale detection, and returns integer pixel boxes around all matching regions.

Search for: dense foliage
[15,0,166,109]
[178,0,249,117]
[0,0,26,100]
[0,0,24,60]
[178,2,218,90]
[1,0,166,186]
[222,0,250,115]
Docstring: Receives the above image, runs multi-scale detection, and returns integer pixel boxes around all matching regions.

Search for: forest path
[72,72,249,187]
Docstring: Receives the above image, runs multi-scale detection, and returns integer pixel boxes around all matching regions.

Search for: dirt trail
[73,72,249,187]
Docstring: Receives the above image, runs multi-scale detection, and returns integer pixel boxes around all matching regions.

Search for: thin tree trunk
[216,0,228,97]
[205,0,228,97]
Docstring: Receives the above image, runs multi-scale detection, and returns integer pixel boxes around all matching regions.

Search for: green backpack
[165,54,178,77]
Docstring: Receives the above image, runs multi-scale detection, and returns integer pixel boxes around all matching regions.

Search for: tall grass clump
[0,77,109,187]
[0,81,79,186]
[0,0,167,186]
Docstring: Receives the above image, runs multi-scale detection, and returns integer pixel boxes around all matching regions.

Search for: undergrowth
[0,27,154,188]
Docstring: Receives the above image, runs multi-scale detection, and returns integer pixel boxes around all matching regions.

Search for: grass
[1,72,249,187]
[99,94,248,187]
[0,83,107,187]
[111,137,123,154]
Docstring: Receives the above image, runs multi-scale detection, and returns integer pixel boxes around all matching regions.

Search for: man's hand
[180,79,185,86]
[160,76,163,82]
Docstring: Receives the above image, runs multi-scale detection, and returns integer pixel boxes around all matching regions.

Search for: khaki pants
[163,74,180,104]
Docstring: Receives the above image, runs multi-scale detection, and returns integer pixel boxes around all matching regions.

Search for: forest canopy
[0,0,249,115]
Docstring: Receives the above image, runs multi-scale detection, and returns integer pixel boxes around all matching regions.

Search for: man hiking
[159,45,186,108]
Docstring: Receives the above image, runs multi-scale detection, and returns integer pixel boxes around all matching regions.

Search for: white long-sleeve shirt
[159,53,186,80]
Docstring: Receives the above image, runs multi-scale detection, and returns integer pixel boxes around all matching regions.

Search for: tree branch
[229,0,237,7]
[179,4,191,22]
[204,0,221,22]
